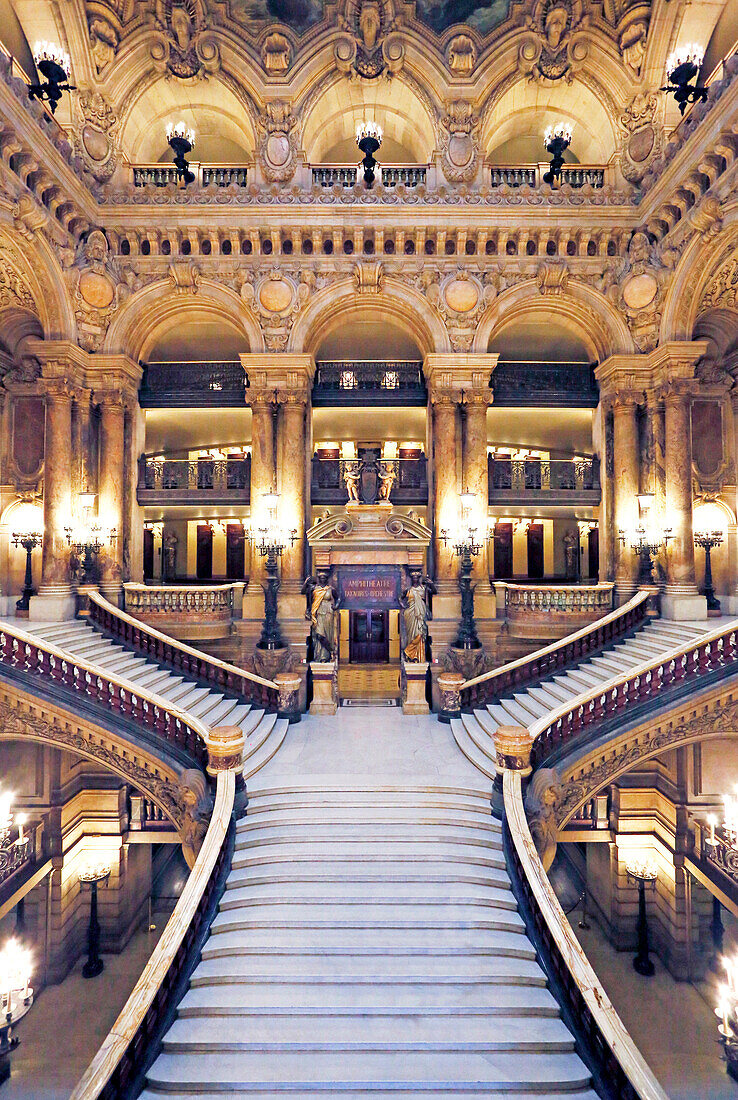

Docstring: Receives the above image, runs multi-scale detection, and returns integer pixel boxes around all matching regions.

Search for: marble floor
[568,896,736,1099]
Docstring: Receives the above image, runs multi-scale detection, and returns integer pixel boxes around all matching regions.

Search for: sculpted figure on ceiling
[518,0,588,82]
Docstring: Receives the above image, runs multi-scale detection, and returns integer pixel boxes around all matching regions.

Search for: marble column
[73,388,93,495]
[39,380,74,600]
[279,395,307,584]
[663,384,705,617]
[97,392,126,595]
[728,389,738,613]
[432,394,459,583]
[249,395,275,587]
[611,392,641,599]
[463,395,488,569]
[644,391,666,519]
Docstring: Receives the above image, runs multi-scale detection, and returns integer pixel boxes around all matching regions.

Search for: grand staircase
[19,610,706,1097]
[24,619,289,779]
[452,618,707,777]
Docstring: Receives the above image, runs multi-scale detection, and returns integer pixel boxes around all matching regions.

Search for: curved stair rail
[88,591,280,710]
[0,621,209,768]
[503,769,668,1100]
[70,768,236,1100]
[461,591,650,708]
[528,616,738,769]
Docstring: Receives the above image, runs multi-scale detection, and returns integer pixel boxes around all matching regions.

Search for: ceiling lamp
[543,122,573,185]
[356,120,383,188]
[29,42,74,114]
[166,121,196,185]
[663,45,708,115]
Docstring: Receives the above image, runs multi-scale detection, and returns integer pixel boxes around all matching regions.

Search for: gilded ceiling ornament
[688,196,724,242]
[446,34,477,76]
[0,248,37,312]
[261,31,292,73]
[70,228,128,350]
[619,93,661,184]
[617,6,649,77]
[699,249,738,312]
[256,101,299,182]
[75,91,119,182]
[240,267,320,352]
[600,231,672,352]
[336,0,403,78]
[151,0,220,78]
[518,0,588,83]
[440,100,481,183]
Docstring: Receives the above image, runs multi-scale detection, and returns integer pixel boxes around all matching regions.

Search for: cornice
[596,340,710,395]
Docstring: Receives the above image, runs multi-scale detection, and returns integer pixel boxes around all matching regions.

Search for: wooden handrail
[69,769,235,1100]
[461,591,650,703]
[529,615,738,769]
[89,591,280,709]
[0,620,209,767]
[503,770,668,1100]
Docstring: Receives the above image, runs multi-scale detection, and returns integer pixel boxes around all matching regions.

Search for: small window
[221,239,232,255]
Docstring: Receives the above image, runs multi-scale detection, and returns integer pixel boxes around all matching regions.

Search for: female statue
[302,570,340,662]
[400,569,437,663]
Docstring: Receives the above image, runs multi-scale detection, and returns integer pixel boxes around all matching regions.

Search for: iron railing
[489,455,600,503]
[311,454,428,506]
[313,360,426,405]
[139,361,247,408]
[491,361,598,407]
[137,455,251,504]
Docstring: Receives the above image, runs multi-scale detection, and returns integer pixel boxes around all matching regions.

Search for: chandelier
[663,45,708,115]
[28,42,74,114]
[543,122,573,185]
[166,121,196,185]
[356,120,383,188]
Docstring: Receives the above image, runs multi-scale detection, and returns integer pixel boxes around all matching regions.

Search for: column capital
[241,353,315,406]
[610,387,644,410]
[86,355,142,407]
[597,341,709,398]
[424,353,497,405]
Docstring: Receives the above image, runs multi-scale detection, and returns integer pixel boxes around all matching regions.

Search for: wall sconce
[543,122,573,185]
[166,121,196,184]
[663,45,707,115]
[356,120,383,188]
[29,42,74,113]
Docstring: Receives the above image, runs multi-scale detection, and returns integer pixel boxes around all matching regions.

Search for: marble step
[246,785,492,804]
[239,805,498,828]
[229,852,508,875]
[219,880,516,910]
[234,827,504,850]
[161,1013,576,1051]
[190,954,546,984]
[144,1049,592,1093]
[211,906,527,932]
[203,927,533,956]
[142,1089,599,1100]
[176,980,561,1012]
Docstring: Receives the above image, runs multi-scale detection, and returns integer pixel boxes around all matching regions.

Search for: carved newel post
[490,725,536,818]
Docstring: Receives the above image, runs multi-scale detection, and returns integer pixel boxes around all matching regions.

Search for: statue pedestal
[402,661,430,715]
[310,661,338,715]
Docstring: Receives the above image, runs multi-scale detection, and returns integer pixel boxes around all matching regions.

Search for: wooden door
[493,522,513,579]
[588,526,600,580]
[196,524,213,579]
[143,528,154,580]
[226,523,245,579]
[527,523,544,579]
[349,610,389,663]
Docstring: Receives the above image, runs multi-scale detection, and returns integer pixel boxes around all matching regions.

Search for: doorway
[196,524,213,579]
[143,528,154,580]
[349,610,389,663]
[588,527,600,580]
[493,522,514,579]
[527,523,544,579]
[226,523,245,579]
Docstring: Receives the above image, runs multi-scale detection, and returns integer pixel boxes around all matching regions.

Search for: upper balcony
[138,453,251,506]
[139,361,246,408]
[488,454,600,507]
[311,454,428,507]
[312,361,426,407]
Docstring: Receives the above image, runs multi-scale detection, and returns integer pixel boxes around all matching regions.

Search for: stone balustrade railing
[0,620,210,768]
[489,164,607,189]
[503,769,669,1100]
[460,591,649,709]
[528,616,738,770]
[131,163,249,188]
[311,164,428,188]
[89,592,280,711]
[70,769,235,1100]
[123,584,236,620]
[502,583,614,616]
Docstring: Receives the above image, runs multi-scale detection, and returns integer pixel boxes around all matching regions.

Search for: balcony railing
[312,164,427,188]
[131,163,249,188]
[489,164,607,189]
[492,361,598,407]
[311,455,428,506]
[139,361,247,408]
[313,361,426,406]
[489,455,600,505]
[137,455,251,505]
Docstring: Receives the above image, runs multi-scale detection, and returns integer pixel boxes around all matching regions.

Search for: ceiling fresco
[225,0,323,33]
[415,0,512,34]
[224,0,513,36]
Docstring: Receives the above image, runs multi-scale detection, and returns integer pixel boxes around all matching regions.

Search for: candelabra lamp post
[249,491,298,652]
[166,121,196,184]
[356,120,383,188]
[28,42,74,113]
[619,493,672,586]
[0,938,33,1085]
[626,860,658,977]
[662,45,708,115]
[79,863,111,979]
[65,492,116,586]
[441,489,483,651]
[543,122,573,185]
[0,791,30,887]
[10,502,44,615]
[694,528,723,615]
[716,954,738,1082]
